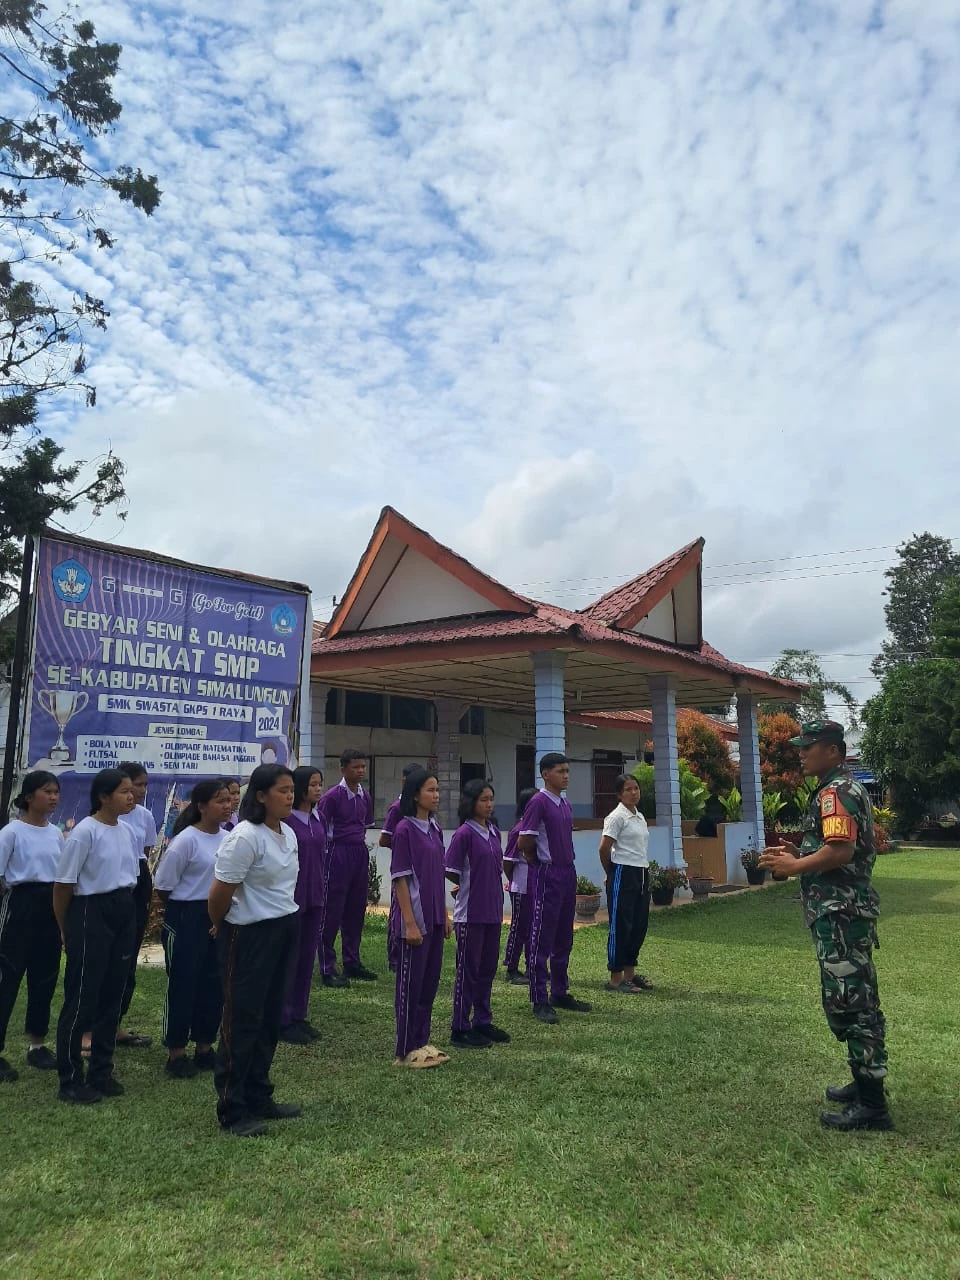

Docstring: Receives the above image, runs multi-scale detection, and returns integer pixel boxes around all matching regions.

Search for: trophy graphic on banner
[37,690,88,765]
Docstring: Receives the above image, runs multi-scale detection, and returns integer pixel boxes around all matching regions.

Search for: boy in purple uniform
[316,750,376,986]
[391,768,451,1068]
[501,787,536,985]
[445,780,509,1048]
[517,753,592,1024]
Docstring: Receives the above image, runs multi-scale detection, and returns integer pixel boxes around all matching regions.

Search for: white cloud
[27,0,960,709]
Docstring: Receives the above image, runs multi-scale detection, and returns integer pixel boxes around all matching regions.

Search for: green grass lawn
[1,849,959,1280]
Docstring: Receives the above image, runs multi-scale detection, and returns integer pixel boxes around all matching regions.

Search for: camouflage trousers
[810,912,887,1080]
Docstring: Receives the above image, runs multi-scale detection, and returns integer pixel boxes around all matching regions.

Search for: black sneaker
[505,969,528,986]
[278,1023,313,1046]
[254,1101,302,1120]
[549,994,592,1013]
[321,972,350,989]
[344,964,378,981]
[532,1003,558,1025]
[450,1029,492,1049]
[26,1046,57,1071]
[301,1021,321,1041]
[59,1083,102,1105]
[226,1116,268,1137]
[165,1056,199,1079]
[0,1056,20,1083]
[90,1075,125,1097]
[474,1024,511,1043]
[193,1048,217,1072]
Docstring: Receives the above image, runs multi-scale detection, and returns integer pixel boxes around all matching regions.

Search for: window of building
[459,706,485,736]
[325,687,341,725]
[389,696,434,732]
[344,690,387,728]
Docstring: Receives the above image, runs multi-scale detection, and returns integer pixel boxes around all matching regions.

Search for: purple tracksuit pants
[527,862,576,1005]
[502,891,531,972]
[282,905,323,1027]
[320,840,368,973]
[451,922,500,1032]
[394,928,445,1059]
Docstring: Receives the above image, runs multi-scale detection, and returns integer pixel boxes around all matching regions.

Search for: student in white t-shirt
[0,770,64,1082]
[207,764,301,1138]
[599,774,653,994]
[115,761,159,1049]
[154,777,234,1080]
[54,768,141,1104]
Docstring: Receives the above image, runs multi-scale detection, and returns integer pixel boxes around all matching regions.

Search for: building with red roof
[310,507,801,879]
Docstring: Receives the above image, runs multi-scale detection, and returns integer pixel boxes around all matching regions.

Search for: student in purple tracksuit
[380,764,428,974]
[501,787,536,985]
[517,753,592,1025]
[391,768,451,1069]
[316,750,376,986]
[279,767,326,1045]
[445,780,509,1048]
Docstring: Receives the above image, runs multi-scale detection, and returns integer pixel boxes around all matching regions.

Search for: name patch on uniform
[820,789,837,817]
[822,814,856,842]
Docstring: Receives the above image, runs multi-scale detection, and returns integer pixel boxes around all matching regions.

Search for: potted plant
[575,875,602,922]
[718,787,743,823]
[739,838,766,886]
[648,860,688,907]
[762,790,788,847]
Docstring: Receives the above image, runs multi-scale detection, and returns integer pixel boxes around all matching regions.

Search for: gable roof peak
[581,537,703,627]
[324,506,534,639]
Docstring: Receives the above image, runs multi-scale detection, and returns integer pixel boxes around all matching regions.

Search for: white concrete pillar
[649,674,683,867]
[310,682,330,774]
[737,690,764,851]
[533,651,567,774]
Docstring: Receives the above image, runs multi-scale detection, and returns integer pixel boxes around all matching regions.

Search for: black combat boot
[820,1074,893,1131]
[824,1068,858,1105]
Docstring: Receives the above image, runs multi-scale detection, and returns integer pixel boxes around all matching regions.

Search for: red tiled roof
[310,509,803,698]
[567,708,739,741]
[581,538,703,628]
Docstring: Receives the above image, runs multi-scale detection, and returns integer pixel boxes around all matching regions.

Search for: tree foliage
[760,648,858,729]
[676,710,735,795]
[861,584,960,834]
[0,1,160,608]
[757,712,802,800]
[871,533,960,678]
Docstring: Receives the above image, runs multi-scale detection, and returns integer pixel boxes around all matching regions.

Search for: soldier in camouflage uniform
[758,720,891,1131]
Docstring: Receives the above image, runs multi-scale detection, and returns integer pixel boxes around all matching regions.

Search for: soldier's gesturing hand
[758,843,801,877]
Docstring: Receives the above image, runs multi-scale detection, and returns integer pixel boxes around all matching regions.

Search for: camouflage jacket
[798,766,879,926]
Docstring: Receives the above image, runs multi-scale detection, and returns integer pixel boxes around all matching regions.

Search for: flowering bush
[649,860,689,892]
[874,823,890,854]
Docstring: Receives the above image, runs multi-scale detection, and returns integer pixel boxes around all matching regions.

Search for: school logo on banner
[271,604,297,636]
[52,559,92,604]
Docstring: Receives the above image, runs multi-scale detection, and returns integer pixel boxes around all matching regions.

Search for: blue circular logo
[271,604,296,636]
[52,559,92,604]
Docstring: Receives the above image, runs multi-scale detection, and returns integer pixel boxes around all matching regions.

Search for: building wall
[311,690,650,828]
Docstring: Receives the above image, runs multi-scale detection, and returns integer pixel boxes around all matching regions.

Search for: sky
[29,0,960,716]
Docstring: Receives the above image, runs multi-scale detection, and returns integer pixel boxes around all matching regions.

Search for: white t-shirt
[55,816,141,896]
[0,820,64,887]
[119,804,159,861]
[154,827,225,902]
[214,820,299,926]
[602,803,650,868]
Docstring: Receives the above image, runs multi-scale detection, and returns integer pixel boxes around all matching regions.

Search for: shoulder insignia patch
[820,788,837,817]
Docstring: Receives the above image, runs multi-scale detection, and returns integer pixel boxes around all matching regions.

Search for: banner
[24,535,310,834]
